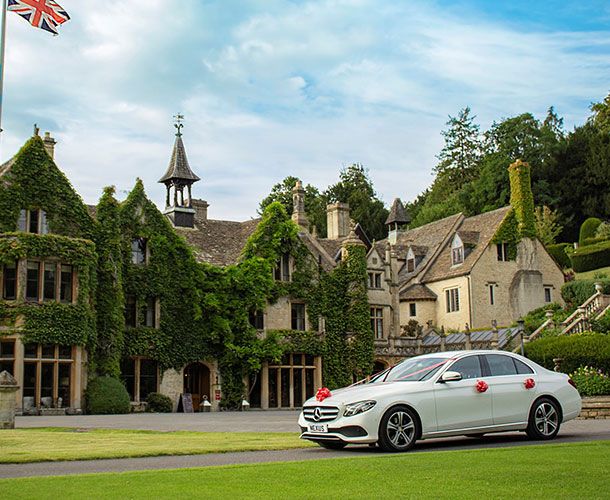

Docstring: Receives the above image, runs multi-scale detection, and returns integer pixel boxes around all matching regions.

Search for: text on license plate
[308,424,328,433]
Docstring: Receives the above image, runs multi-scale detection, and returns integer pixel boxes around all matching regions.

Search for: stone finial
[43,131,57,159]
[594,282,604,294]
[0,371,17,387]
[291,179,309,230]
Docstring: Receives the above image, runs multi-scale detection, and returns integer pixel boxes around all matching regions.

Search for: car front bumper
[297,405,381,444]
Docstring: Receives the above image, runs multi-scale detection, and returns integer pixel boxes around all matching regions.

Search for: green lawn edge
[0,428,313,464]
[1,441,609,499]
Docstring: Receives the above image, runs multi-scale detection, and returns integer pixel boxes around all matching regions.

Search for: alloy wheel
[386,410,416,449]
[534,402,558,437]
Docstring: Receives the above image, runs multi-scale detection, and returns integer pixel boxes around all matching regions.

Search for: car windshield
[370,357,447,383]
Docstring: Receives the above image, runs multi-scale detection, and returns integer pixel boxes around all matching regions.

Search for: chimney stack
[508,159,536,238]
[326,202,350,240]
[43,132,56,159]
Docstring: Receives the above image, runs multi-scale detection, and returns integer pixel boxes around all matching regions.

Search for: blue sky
[1,0,609,220]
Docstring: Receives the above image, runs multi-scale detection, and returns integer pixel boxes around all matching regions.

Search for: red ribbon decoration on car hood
[524,378,536,389]
[475,380,489,393]
[316,387,332,402]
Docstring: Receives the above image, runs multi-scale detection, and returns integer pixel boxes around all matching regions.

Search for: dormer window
[131,238,147,265]
[406,247,415,273]
[451,234,464,266]
[18,209,48,234]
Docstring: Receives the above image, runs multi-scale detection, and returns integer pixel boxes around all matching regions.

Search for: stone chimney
[291,180,309,230]
[326,202,350,240]
[508,159,536,238]
[191,198,209,222]
[43,132,56,159]
[340,219,365,261]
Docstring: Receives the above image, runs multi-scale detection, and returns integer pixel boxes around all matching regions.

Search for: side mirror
[440,371,462,383]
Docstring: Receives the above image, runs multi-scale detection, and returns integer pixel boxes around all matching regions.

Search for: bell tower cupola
[158,114,201,228]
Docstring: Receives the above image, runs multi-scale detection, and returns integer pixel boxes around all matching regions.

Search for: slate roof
[385,198,410,225]
[421,327,519,350]
[421,206,511,283]
[176,217,260,267]
[399,284,437,301]
[158,135,201,184]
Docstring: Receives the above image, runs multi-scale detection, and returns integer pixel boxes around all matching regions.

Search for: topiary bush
[596,221,610,241]
[525,333,610,374]
[146,392,173,413]
[579,217,602,246]
[85,376,130,414]
[561,279,610,308]
[569,241,610,272]
[546,243,572,269]
[569,366,610,396]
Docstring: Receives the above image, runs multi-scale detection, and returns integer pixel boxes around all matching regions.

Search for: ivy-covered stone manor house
[0,126,563,414]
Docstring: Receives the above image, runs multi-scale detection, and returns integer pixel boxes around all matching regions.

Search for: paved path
[15,410,302,432]
[2,419,608,479]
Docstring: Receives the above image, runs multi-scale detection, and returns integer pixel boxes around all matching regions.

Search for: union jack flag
[7,0,70,35]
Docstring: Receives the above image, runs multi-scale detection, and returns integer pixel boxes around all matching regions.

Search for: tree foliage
[534,206,562,246]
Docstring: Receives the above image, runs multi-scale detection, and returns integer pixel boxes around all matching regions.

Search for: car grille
[303,406,340,422]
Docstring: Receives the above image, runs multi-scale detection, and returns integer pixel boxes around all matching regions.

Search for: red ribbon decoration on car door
[316,387,332,402]
[475,380,489,393]
[524,378,536,389]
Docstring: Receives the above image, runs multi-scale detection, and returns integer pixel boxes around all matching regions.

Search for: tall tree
[259,176,327,236]
[434,107,483,189]
[325,163,389,241]
[589,92,610,134]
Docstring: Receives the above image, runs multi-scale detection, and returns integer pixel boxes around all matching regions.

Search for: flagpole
[0,0,7,135]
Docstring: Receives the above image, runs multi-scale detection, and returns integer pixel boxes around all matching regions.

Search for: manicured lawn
[1,441,608,499]
[575,265,610,280]
[0,428,313,463]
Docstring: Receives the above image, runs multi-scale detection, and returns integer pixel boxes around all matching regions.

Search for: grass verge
[575,265,610,280]
[0,428,313,463]
[0,441,608,499]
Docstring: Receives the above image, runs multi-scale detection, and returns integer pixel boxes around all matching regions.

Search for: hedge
[85,376,131,414]
[524,333,610,374]
[561,279,610,308]
[569,240,610,273]
[579,217,602,246]
[546,243,572,269]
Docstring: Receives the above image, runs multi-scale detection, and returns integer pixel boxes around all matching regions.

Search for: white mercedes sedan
[298,350,581,452]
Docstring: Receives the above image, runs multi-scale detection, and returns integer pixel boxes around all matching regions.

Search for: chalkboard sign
[179,393,194,413]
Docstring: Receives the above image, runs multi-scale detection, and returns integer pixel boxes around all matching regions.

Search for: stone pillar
[545,309,555,329]
[261,362,269,410]
[464,324,472,350]
[0,371,19,429]
[491,321,499,350]
[314,356,323,389]
[211,362,221,412]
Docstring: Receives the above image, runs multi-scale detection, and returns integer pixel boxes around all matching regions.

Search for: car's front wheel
[317,441,347,450]
[378,405,419,452]
[526,398,561,440]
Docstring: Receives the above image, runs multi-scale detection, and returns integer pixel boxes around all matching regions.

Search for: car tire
[317,441,347,450]
[526,398,561,440]
[378,405,419,452]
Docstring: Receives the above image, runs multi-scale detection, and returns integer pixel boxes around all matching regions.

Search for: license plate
[308,424,328,433]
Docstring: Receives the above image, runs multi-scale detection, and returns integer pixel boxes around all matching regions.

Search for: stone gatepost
[0,371,19,429]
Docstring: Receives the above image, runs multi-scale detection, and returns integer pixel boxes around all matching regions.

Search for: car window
[486,354,517,376]
[448,356,482,379]
[513,358,534,374]
[383,357,448,382]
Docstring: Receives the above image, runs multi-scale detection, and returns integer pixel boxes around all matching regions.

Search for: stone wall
[578,396,610,419]
[426,275,471,330]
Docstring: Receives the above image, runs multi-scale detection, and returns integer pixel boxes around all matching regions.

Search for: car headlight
[343,400,376,417]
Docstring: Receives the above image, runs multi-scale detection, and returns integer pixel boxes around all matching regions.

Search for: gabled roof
[158,135,200,184]
[385,198,410,225]
[176,217,260,267]
[399,283,437,301]
[421,206,511,283]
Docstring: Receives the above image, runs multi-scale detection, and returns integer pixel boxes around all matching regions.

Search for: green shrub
[85,376,131,415]
[561,279,610,307]
[146,392,173,413]
[569,366,610,396]
[546,243,572,269]
[569,241,610,273]
[520,303,566,334]
[579,217,602,246]
[524,333,610,374]
[590,310,610,334]
[596,222,610,241]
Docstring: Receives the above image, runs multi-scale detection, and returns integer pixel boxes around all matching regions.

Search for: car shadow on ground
[320,431,578,454]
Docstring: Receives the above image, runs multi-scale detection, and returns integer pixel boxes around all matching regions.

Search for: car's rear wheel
[526,398,561,440]
[317,441,347,450]
[378,405,419,452]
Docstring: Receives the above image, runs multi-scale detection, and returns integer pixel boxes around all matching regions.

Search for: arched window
[451,234,464,266]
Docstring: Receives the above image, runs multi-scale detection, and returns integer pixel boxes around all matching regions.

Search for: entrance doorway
[183,362,211,412]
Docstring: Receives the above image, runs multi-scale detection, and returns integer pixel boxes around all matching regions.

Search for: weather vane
[173,113,184,136]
